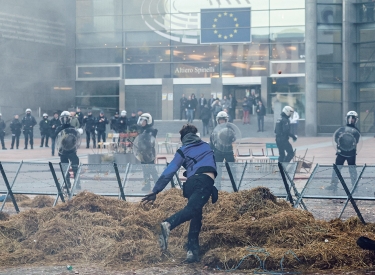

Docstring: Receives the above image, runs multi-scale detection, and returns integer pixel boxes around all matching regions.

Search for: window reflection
[317,4,342,24]
[76,32,122,47]
[221,61,268,77]
[317,63,342,83]
[221,44,269,61]
[270,43,305,60]
[125,47,171,63]
[270,0,305,9]
[270,10,305,26]
[77,16,122,32]
[317,27,342,43]
[76,49,123,63]
[359,43,375,62]
[172,45,218,62]
[77,0,123,16]
[270,26,305,42]
[125,63,171,78]
[317,44,342,63]
[124,31,170,47]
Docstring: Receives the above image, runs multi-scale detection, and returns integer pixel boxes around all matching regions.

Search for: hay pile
[0,188,374,272]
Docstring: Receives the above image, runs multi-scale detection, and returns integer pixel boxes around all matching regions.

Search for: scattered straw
[0,188,374,273]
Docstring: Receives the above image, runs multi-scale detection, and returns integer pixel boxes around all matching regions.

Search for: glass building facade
[75,0,375,135]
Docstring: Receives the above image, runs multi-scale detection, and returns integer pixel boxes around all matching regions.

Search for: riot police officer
[328,111,361,189]
[83,111,97,149]
[117,110,128,133]
[55,111,81,189]
[110,111,119,133]
[96,111,109,148]
[210,111,235,162]
[22,108,37,149]
[39,113,50,147]
[136,113,159,191]
[274,106,297,162]
[0,113,6,150]
[10,114,22,149]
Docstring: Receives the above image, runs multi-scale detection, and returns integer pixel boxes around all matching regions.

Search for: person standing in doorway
[180,94,188,120]
[289,109,299,136]
[242,97,250,124]
[256,101,266,132]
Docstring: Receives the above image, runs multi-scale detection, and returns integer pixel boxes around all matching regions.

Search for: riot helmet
[43,113,48,119]
[216,111,229,124]
[282,106,294,117]
[121,110,126,117]
[346,111,358,125]
[25,108,32,115]
[60,111,71,125]
[137,113,152,127]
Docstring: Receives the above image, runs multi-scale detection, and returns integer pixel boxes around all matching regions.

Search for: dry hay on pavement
[0,188,374,273]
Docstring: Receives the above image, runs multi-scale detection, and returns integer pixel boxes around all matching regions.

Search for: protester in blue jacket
[142,124,217,263]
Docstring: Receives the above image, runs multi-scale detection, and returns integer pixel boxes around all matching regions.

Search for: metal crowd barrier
[4,161,374,223]
[294,164,375,224]
[0,161,299,213]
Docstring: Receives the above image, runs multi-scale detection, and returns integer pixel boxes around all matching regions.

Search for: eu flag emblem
[200,8,251,44]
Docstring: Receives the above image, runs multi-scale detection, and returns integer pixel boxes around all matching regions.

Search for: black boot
[185,250,199,263]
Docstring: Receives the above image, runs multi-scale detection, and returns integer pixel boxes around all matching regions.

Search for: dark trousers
[276,138,294,163]
[166,174,214,252]
[97,130,106,146]
[11,134,20,149]
[257,116,264,131]
[51,137,56,155]
[141,161,159,184]
[60,152,80,187]
[86,131,96,148]
[40,133,49,147]
[24,130,34,148]
[331,154,357,185]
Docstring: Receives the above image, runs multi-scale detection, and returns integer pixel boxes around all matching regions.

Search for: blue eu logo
[200,8,251,44]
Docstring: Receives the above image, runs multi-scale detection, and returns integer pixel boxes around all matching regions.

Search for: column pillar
[305,0,318,136]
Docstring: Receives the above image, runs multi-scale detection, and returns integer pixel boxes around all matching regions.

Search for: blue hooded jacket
[152,133,217,194]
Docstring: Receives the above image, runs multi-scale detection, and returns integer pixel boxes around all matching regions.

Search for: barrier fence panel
[9,162,64,197]
[71,163,124,199]
[0,161,22,193]
[0,162,21,212]
[122,163,170,197]
[225,162,297,198]
[339,165,375,223]
[295,164,366,221]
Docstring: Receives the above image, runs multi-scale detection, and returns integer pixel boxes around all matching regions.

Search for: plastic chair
[265,143,279,162]
[235,148,253,163]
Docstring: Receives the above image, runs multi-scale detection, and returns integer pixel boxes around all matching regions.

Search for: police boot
[31,145,33,149]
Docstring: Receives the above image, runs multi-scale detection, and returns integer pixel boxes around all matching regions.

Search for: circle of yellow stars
[212,12,239,40]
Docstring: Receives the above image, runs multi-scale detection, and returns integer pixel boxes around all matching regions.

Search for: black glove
[142,192,156,204]
[292,135,297,142]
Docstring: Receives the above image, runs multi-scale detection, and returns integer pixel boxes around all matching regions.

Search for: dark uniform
[110,112,119,132]
[138,124,159,191]
[0,116,6,149]
[49,114,62,156]
[55,112,80,189]
[329,123,361,188]
[39,116,50,147]
[96,113,109,148]
[117,115,128,133]
[22,112,37,149]
[275,112,297,162]
[128,113,138,132]
[83,113,97,148]
[75,110,84,127]
[10,117,22,149]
